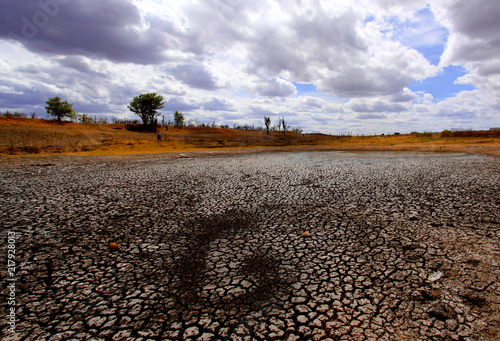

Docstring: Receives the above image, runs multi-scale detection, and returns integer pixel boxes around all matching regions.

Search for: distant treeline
[1,111,35,118]
[1,111,304,133]
[3,111,499,138]
[441,129,500,138]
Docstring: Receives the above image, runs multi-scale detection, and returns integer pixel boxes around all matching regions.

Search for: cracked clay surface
[1,151,499,340]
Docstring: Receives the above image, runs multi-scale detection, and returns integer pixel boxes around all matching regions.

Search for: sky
[0,0,499,134]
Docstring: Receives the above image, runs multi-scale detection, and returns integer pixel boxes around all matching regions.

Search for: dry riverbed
[1,151,499,340]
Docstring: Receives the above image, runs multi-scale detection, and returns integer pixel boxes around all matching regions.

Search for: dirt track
[1,151,499,340]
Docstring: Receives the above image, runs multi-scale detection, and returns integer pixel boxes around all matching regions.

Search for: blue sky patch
[408,65,475,101]
[293,82,317,95]
[391,7,448,65]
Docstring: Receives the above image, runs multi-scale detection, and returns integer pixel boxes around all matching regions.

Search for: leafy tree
[45,97,74,122]
[264,116,271,134]
[174,111,184,128]
[128,93,165,126]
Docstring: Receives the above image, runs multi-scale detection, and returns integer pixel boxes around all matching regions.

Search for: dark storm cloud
[472,61,500,78]
[253,77,296,97]
[434,0,500,100]
[241,4,431,98]
[248,106,275,118]
[390,89,418,102]
[166,64,219,90]
[76,100,118,115]
[303,97,324,109]
[319,66,415,98]
[246,6,365,81]
[201,97,235,111]
[57,56,105,76]
[349,100,408,113]
[0,80,54,108]
[246,106,295,120]
[15,64,41,74]
[185,0,261,48]
[446,0,500,41]
[1,0,498,134]
[437,108,476,119]
[437,0,500,67]
[0,90,43,108]
[355,113,386,120]
[162,97,200,112]
[2,57,139,115]
[0,0,202,64]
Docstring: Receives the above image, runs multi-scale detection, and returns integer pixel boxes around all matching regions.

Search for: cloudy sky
[1,0,499,134]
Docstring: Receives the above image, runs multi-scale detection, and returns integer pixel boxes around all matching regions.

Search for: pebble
[1,151,499,340]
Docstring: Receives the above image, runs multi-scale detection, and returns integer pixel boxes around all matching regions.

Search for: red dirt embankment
[1,117,499,158]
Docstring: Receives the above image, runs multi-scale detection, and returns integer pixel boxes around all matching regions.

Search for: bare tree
[279,117,287,133]
[264,116,271,134]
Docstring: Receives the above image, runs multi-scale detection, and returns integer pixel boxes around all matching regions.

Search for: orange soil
[1,117,499,159]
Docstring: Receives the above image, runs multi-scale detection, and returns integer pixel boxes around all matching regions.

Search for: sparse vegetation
[1,111,27,118]
[279,117,287,132]
[76,113,92,124]
[441,129,500,138]
[0,116,499,157]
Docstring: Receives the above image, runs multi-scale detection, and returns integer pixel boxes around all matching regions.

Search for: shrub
[2,111,27,118]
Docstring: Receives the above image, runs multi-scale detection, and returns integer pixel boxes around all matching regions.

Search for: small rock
[428,271,443,282]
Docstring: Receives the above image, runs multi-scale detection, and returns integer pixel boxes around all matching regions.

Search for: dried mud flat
[1,151,499,340]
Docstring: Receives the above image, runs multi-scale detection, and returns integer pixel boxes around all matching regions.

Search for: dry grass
[1,117,499,158]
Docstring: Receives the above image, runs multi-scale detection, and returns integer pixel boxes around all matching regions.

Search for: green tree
[45,97,74,122]
[128,93,165,126]
[264,116,271,134]
[174,111,184,128]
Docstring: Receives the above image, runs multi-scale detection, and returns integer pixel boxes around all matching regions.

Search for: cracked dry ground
[1,151,499,340]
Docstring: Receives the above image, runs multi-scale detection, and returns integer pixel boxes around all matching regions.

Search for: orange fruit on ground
[109,242,119,251]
